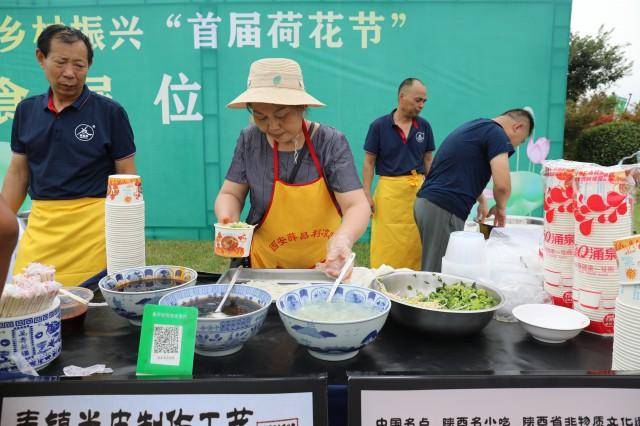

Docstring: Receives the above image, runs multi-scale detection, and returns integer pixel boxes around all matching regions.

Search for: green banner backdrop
[0,0,571,240]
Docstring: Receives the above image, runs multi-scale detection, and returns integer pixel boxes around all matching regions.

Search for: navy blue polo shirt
[11,85,136,200]
[364,110,435,176]
[417,118,514,220]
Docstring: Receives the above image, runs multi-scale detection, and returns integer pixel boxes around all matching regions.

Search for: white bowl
[0,298,61,372]
[276,285,391,361]
[512,303,590,343]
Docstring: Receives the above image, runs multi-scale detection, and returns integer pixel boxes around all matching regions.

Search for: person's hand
[365,193,375,215]
[217,216,236,225]
[476,197,489,223]
[316,234,354,279]
[487,205,507,227]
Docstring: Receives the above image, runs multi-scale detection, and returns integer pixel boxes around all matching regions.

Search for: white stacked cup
[541,160,587,308]
[572,165,635,335]
[105,174,145,274]
[612,235,640,370]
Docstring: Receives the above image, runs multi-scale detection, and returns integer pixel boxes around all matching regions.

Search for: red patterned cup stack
[542,160,587,308]
[612,235,640,370]
[572,165,635,335]
[105,174,145,274]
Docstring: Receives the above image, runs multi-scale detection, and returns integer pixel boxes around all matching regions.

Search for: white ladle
[326,252,356,302]
[210,265,243,319]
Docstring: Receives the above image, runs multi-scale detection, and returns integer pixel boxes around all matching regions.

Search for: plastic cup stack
[105,174,145,274]
[440,231,489,281]
[572,166,635,335]
[541,160,588,308]
[612,235,640,370]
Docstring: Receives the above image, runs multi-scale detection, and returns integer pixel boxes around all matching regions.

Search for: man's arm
[0,194,18,288]
[1,154,29,214]
[362,152,376,214]
[422,151,434,176]
[115,156,137,175]
[487,153,511,227]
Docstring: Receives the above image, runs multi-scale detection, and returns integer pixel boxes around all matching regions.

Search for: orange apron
[250,122,342,269]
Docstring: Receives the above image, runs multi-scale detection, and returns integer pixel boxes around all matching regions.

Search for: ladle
[326,252,356,302]
[210,265,243,318]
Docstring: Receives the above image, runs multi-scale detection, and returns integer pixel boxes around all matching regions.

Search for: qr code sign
[150,324,182,366]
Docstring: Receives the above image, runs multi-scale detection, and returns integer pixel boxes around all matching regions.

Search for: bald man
[363,78,435,270]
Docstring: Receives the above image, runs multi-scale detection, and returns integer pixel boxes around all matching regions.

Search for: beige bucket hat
[227,58,325,109]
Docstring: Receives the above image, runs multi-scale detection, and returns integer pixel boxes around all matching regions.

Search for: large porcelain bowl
[276,285,391,361]
[0,298,61,372]
[159,284,272,357]
[99,265,197,325]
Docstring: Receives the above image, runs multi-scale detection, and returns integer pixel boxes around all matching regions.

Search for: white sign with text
[2,392,312,426]
[361,388,640,426]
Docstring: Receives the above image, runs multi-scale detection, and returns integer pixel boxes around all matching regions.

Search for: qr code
[150,324,182,366]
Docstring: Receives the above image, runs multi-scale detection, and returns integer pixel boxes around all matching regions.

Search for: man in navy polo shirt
[414,109,534,272]
[363,78,435,270]
[1,25,137,286]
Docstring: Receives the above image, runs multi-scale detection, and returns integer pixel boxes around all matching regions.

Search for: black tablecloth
[41,303,614,383]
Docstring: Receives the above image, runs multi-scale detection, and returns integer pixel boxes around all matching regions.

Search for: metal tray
[216,268,334,285]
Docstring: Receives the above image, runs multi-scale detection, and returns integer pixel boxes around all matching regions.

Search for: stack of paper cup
[612,234,640,370]
[572,166,634,335]
[541,160,586,307]
[105,174,145,274]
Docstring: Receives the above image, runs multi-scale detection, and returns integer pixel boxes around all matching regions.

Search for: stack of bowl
[572,166,634,335]
[612,235,640,370]
[441,231,489,281]
[541,160,586,308]
[105,174,145,274]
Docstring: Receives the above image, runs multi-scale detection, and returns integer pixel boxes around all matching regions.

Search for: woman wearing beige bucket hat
[215,58,371,276]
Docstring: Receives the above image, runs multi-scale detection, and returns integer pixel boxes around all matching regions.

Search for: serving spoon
[326,252,356,303]
[210,265,243,319]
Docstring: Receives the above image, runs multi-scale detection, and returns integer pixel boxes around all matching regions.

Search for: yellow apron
[250,122,342,269]
[13,198,107,286]
[370,171,424,270]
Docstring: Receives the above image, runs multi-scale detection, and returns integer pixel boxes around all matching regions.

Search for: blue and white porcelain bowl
[99,265,197,325]
[276,285,391,361]
[159,284,272,357]
[0,298,61,372]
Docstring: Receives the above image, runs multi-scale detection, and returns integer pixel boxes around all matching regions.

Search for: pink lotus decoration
[526,137,551,164]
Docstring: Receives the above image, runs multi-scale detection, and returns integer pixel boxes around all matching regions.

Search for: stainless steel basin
[372,272,504,336]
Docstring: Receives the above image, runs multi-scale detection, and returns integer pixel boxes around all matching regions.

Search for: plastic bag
[485,225,548,322]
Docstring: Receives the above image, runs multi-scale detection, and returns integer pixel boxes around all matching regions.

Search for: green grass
[148,201,640,273]
[146,240,371,273]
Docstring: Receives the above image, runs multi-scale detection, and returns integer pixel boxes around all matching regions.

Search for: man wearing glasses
[363,78,435,270]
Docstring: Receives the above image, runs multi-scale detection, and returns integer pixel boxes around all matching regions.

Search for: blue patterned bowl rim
[158,284,272,321]
[0,297,60,321]
[276,285,391,325]
[98,265,197,295]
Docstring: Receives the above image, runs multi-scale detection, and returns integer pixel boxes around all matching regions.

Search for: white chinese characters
[153,73,203,125]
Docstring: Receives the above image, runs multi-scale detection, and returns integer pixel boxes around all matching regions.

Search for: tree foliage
[567,27,633,102]
[575,121,640,166]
